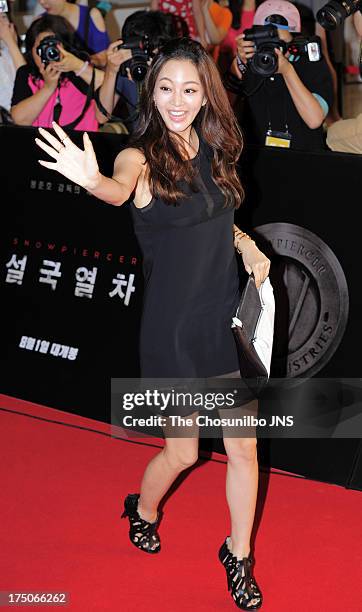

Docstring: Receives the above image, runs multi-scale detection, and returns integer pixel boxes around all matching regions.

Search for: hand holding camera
[236,26,321,77]
[106,40,132,76]
[236,40,291,78]
[235,33,256,65]
[240,25,288,77]
[273,47,293,76]
[39,62,61,93]
[36,35,90,84]
[55,47,86,75]
[115,35,155,82]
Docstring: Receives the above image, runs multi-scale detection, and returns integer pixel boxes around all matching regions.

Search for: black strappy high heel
[121,493,161,554]
[218,537,263,610]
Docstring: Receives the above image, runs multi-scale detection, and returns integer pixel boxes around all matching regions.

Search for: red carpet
[1,394,361,611]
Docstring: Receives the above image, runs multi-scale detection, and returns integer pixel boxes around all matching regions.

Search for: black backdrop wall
[237,146,361,489]
[1,126,361,489]
[1,126,138,413]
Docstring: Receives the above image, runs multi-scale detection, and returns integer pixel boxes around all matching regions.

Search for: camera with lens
[243,26,322,77]
[36,35,62,66]
[243,25,287,77]
[116,35,155,82]
[317,0,362,29]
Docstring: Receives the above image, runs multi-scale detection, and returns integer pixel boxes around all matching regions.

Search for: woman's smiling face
[153,59,207,138]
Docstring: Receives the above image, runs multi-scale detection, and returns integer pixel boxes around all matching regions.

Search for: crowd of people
[1,0,362,152]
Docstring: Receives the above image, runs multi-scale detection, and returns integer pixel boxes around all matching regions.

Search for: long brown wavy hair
[129,37,244,208]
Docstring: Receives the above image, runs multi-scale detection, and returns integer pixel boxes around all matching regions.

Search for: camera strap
[53,87,62,124]
[264,78,292,148]
[94,81,141,128]
[84,8,91,51]
[57,67,95,130]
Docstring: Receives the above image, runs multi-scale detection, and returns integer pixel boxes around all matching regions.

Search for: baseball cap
[253,1,301,32]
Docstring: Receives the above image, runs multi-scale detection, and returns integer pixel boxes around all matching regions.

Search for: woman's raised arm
[35,121,144,206]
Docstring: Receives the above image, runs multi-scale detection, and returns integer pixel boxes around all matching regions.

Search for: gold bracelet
[233,228,243,237]
[233,228,249,239]
[235,232,255,255]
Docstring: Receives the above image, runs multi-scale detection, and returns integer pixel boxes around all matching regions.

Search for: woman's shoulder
[115,146,147,167]
[11,65,33,107]
[16,64,31,77]
[76,4,104,30]
[13,63,32,88]
[113,147,147,191]
[89,7,107,32]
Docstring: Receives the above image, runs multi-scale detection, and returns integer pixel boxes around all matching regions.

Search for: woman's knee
[223,437,258,464]
[163,440,199,470]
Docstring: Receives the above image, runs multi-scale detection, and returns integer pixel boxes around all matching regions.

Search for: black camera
[243,25,287,77]
[116,35,155,82]
[317,0,362,29]
[243,26,322,77]
[36,35,62,65]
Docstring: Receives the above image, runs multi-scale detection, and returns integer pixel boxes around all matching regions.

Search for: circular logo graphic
[255,223,349,378]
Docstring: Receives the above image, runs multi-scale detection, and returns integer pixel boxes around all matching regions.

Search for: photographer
[96,10,177,130]
[37,0,110,66]
[229,0,333,150]
[95,39,136,130]
[0,1,26,114]
[11,15,104,130]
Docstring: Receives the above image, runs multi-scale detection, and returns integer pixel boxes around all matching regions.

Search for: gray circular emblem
[255,223,349,378]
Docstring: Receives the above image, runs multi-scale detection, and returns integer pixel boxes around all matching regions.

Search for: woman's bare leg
[137,411,199,522]
[220,399,259,559]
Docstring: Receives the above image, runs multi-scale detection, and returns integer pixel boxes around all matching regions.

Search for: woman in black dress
[35,38,270,610]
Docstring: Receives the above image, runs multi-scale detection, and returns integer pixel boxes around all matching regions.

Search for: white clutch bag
[231,274,275,396]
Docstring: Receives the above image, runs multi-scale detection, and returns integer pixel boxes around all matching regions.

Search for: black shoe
[121,493,161,554]
[218,537,263,610]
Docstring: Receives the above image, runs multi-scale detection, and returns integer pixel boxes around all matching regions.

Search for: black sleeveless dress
[130,133,250,415]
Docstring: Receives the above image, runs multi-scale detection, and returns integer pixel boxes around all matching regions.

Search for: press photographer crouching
[96,10,180,132]
[11,15,104,131]
[227,0,333,150]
